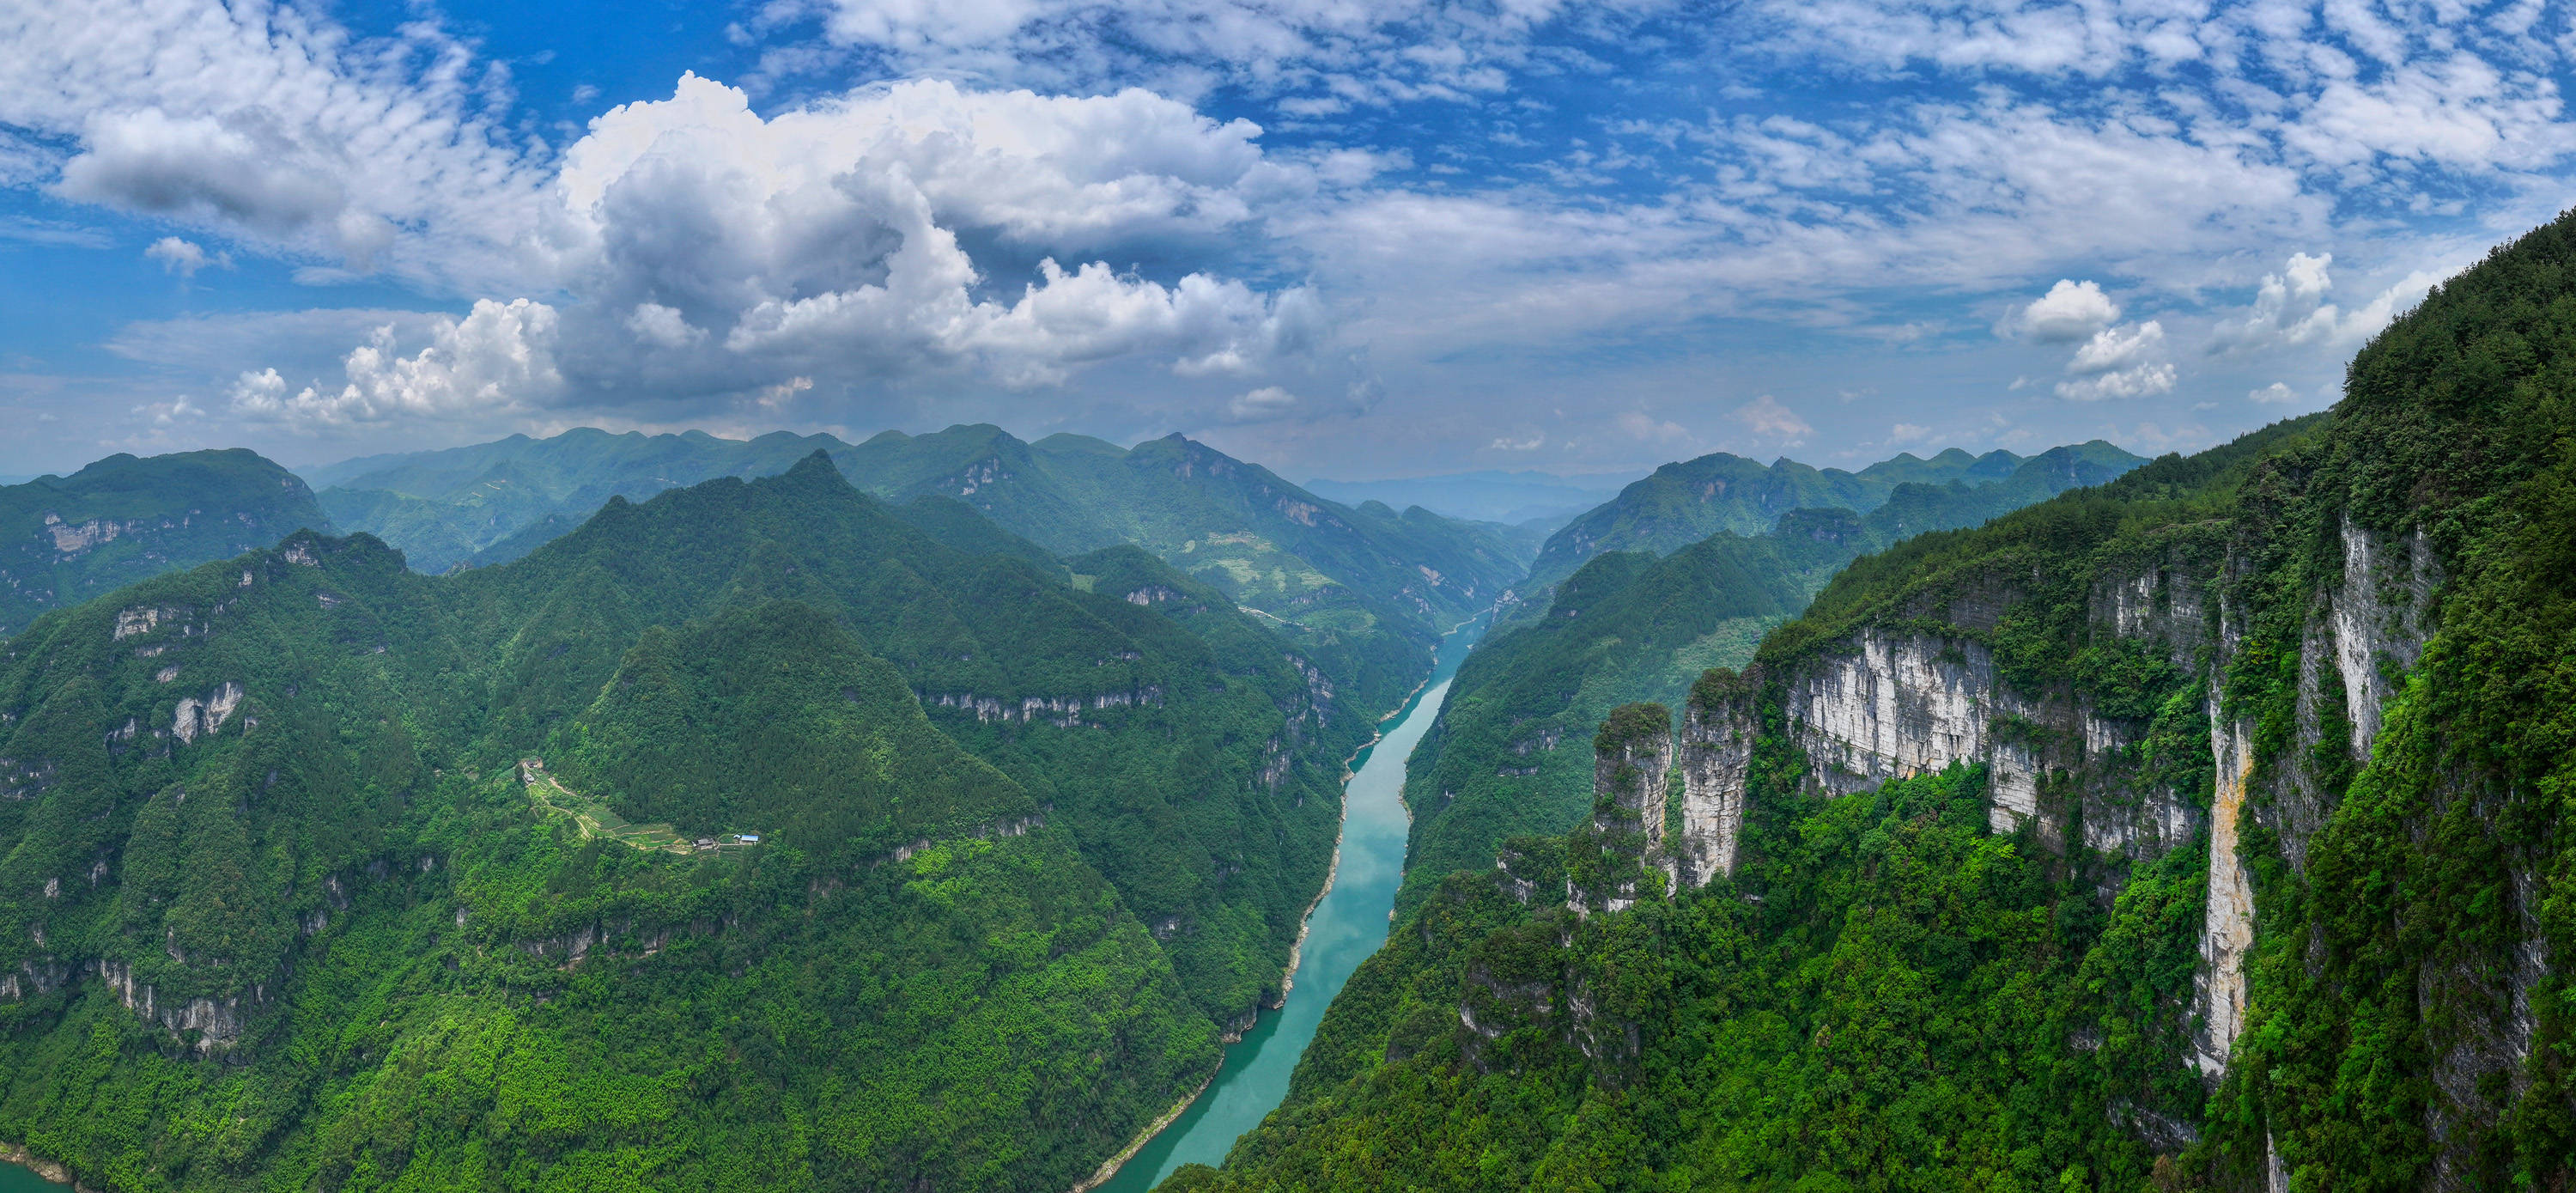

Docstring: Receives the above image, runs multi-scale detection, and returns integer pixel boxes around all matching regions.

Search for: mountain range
[0,451,329,640]
[8,208,2573,1190]
[1164,211,2576,1190]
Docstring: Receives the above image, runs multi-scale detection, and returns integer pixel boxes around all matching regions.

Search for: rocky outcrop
[1676,672,1755,886]
[171,682,245,745]
[1568,703,1671,916]
[922,685,1165,727]
[98,959,257,1052]
[2194,707,2257,1080]
[2330,515,2440,761]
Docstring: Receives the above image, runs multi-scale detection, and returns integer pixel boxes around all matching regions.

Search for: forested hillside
[310,428,842,572]
[0,451,329,638]
[313,423,1528,720]
[829,427,1531,716]
[1399,447,2154,916]
[1521,440,2143,597]
[0,454,1393,1191]
[1168,211,2576,1190]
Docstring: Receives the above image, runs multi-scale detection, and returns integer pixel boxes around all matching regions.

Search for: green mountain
[0,453,1399,1190]
[1398,448,2156,916]
[1163,212,2576,1190]
[0,449,330,640]
[1521,440,2146,596]
[310,428,841,572]
[313,424,1533,720]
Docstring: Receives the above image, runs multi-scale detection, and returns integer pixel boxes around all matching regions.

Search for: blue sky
[3,0,2571,479]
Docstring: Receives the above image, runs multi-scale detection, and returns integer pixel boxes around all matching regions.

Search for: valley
[2,212,2573,1191]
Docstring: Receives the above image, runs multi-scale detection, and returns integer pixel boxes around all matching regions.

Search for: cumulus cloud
[1731,395,1811,440]
[2056,362,2176,401]
[537,75,1326,404]
[2211,253,2441,356]
[2055,320,2173,400]
[1227,386,1300,420]
[2249,381,2300,405]
[2008,280,2120,342]
[228,299,563,427]
[143,236,229,278]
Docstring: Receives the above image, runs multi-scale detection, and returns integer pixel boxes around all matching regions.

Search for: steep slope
[0,455,1389,1191]
[1174,213,2576,1191]
[0,450,328,638]
[1399,450,2157,916]
[1522,440,2145,595]
[830,426,1533,716]
[311,423,1524,721]
[313,427,841,572]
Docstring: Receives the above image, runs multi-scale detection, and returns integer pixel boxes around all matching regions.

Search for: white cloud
[1890,421,1930,442]
[2068,320,2165,374]
[1227,385,1300,420]
[2249,381,2300,405]
[2009,279,2120,342]
[2057,362,2176,401]
[1,0,542,288]
[1731,395,1811,439]
[228,299,563,428]
[2055,319,2174,400]
[781,0,1678,106]
[2212,253,2443,356]
[143,236,229,278]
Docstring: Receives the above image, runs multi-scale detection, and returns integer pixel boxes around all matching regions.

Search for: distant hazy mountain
[1301,469,1637,526]
[311,424,1539,716]
[308,428,841,572]
[1520,441,2146,596]
[831,426,1535,715]
[0,449,329,637]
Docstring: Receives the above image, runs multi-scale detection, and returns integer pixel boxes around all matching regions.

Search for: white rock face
[1676,697,1754,886]
[1783,631,2085,833]
[172,681,244,745]
[2194,707,2258,1080]
[2331,516,2440,761]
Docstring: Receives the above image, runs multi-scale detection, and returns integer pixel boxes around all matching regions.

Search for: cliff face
[0,449,329,636]
[1669,515,2447,1072]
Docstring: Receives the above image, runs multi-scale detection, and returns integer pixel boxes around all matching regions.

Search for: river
[0,618,1485,1193]
[1097,615,1483,1192]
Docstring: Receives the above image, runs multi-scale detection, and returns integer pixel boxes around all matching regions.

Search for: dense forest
[1516,441,2142,596]
[0,453,1398,1190]
[1399,441,2154,918]
[1164,211,2576,1189]
[0,451,330,639]
[314,423,1529,721]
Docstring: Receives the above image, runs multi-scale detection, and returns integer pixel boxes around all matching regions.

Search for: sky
[2,0,2570,480]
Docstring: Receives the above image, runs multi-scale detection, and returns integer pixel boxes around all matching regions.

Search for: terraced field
[518,759,755,854]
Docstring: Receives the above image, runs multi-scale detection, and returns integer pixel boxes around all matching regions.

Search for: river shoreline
[0,1144,78,1190]
[1072,646,1439,1193]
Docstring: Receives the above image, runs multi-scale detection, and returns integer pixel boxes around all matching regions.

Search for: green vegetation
[0,449,329,637]
[310,428,841,572]
[1402,447,2154,917]
[1520,440,2144,595]
[1175,764,2210,1192]
[0,452,1404,1190]
[316,423,1528,721]
[1167,210,2576,1190]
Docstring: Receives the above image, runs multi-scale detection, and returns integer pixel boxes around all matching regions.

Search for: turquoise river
[1097,616,1484,1191]
[0,618,1488,1193]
